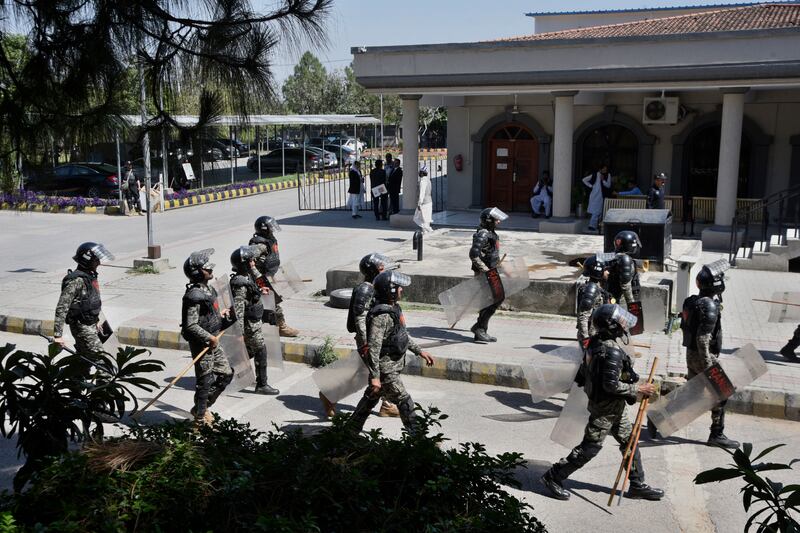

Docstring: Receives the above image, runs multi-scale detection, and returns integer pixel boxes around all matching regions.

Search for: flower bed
[0,191,119,214]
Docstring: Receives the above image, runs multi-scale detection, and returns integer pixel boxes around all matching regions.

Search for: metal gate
[297,155,447,213]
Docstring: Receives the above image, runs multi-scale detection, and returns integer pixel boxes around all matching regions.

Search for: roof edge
[523,2,765,17]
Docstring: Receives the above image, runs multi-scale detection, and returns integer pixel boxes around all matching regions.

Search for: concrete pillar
[552,91,577,218]
[714,88,747,226]
[400,94,421,210]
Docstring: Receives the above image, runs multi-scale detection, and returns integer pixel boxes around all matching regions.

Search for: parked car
[326,136,365,152]
[25,163,120,199]
[197,140,232,161]
[265,137,299,149]
[216,138,249,157]
[247,147,337,173]
[306,140,355,166]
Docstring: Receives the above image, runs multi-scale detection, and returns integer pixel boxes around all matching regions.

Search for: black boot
[707,429,740,449]
[646,417,660,439]
[780,345,798,362]
[541,469,570,500]
[626,482,664,501]
[254,350,279,395]
[471,324,492,343]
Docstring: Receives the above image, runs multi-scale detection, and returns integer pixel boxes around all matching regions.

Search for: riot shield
[521,345,583,404]
[260,291,283,370]
[272,262,304,297]
[766,291,800,323]
[438,257,529,327]
[627,301,645,336]
[549,383,590,448]
[647,343,765,437]
[210,277,233,310]
[218,329,256,392]
[312,350,369,405]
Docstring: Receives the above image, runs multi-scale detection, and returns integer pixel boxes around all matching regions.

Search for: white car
[332,137,365,153]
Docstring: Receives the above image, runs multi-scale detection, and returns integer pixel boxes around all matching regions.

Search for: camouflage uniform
[576,281,608,343]
[607,253,638,307]
[54,268,104,357]
[549,338,646,485]
[230,272,271,388]
[469,227,502,336]
[682,294,725,428]
[349,303,423,432]
[249,234,287,324]
[181,282,233,417]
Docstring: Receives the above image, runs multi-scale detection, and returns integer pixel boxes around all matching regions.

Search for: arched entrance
[579,125,639,185]
[684,124,751,198]
[484,123,539,211]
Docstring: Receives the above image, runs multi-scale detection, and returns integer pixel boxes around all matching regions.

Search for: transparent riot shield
[766,291,800,323]
[272,262,304,297]
[97,306,148,345]
[647,343,765,437]
[260,291,283,370]
[312,350,369,405]
[218,329,256,392]
[438,257,529,327]
[210,277,233,310]
[549,383,590,448]
[521,345,583,404]
[641,290,669,333]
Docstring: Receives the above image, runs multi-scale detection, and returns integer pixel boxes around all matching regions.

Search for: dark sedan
[25,163,120,198]
[247,148,333,173]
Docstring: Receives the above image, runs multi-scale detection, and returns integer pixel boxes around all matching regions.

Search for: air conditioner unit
[642,97,679,125]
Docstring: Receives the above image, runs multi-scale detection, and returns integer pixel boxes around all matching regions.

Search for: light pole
[138,59,162,263]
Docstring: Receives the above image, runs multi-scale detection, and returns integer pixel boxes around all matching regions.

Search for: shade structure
[121,114,380,128]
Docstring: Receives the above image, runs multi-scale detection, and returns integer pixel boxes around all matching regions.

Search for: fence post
[413,230,423,261]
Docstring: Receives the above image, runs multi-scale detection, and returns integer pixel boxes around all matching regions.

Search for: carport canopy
[121,114,379,127]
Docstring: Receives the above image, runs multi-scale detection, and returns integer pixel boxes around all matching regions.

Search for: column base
[701,226,743,251]
[538,218,585,234]
[133,257,170,273]
[389,209,420,230]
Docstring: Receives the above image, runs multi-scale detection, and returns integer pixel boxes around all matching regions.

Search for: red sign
[704,363,735,398]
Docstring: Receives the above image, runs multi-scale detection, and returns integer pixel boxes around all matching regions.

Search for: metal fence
[297,155,447,213]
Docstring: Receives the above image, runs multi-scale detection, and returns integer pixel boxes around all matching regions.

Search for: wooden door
[486,124,538,212]
[512,139,537,212]
[488,139,514,211]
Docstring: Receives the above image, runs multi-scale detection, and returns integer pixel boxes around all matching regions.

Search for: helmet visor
[595,252,616,263]
[267,218,282,233]
[488,207,509,222]
[389,271,411,287]
[612,305,638,331]
[371,253,399,271]
[704,258,730,280]
[190,248,215,271]
[90,243,115,263]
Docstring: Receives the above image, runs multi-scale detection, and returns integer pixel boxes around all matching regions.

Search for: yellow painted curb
[157,330,182,349]
[85,207,98,213]
[470,362,498,385]
[5,316,24,334]
[420,357,448,380]
[283,342,306,357]
[41,320,55,336]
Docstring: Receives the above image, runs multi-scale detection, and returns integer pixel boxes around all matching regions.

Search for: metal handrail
[729,184,800,265]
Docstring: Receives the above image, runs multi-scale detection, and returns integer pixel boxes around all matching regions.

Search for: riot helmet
[358,253,397,282]
[613,230,642,257]
[479,207,509,229]
[254,215,281,237]
[591,303,638,340]
[696,258,729,296]
[184,248,215,282]
[582,254,607,281]
[230,245,257,274]
[73,242,114,270]
[373,271,411,304]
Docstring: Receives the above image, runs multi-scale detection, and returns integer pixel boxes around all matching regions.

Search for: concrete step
[736,246,752,259]
[753,241,769,253]
[735,252,789,271]
[787,228,800,240]
[770,234,786,246]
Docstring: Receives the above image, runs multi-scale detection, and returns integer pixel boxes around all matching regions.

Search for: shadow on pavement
[276,393,356,418]
[515,460,615,515]
[407,326,473,344]
[482,390,563,422]
[278,209,411,231]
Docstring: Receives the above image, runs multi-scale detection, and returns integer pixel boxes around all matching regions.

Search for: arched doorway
[485,123,539,211]
[579,124,639,186]
[684,125,751,198]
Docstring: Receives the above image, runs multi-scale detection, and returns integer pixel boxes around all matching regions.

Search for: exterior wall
[445,89,800,210]
[532,8,739,34]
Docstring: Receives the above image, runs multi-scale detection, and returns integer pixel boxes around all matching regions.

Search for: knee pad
[568,441,602,467]
[216,371,233,388]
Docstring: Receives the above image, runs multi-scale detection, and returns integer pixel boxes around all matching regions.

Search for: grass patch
[126,265,159,275]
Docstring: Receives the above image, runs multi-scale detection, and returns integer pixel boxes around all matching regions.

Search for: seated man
[530,171,553,218]
[617,180,643,196]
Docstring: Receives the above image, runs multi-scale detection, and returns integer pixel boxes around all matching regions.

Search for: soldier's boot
[779,333,799,362]
[319,392,336,418]
[540,469,570,501]
[278,319,299,338]
[646,416,660,439]
[626,482,665,501]
[470,324,493,343]
[254,354,279,395]
[707,407,739,449]
[379,400,400,417]
[190,406,214,426]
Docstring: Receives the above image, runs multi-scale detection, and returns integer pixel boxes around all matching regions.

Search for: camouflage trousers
[349,372,416,433]
[191,342,233,416]
[686,348,725,429]
[69,321,104,357]
[242,318,269,386]
[551,398,645,485]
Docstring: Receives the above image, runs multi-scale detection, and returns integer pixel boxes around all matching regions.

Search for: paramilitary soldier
[779,325,799,362]
[542,304,664,502]
[181,249,235,426]
[54,242,114,356]
[607,230,642,307]
[348,271,435,434]
[469,207,509,343]
[249,215,299,337]
[320,253,401,418]
[576,254,612,348]
[678,261,739,448]
[230,245,279,395]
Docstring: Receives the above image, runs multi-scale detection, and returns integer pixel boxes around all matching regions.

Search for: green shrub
[2,408,547,532]
[313,335,338,367]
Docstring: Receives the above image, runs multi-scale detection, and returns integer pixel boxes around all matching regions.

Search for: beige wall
[445,89,800,209]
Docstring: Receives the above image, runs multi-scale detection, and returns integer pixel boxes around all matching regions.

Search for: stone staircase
[735,227,800,271]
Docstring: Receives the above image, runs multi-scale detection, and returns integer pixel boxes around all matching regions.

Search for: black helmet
[183,248,215,282]
[479,207,509,229]
[696,258,729,295]
[613,230,642,257]
[591,304,638,339]
[254,215,281,237]
[583,254,607,281]
[73,242,114,269]
[373,271,411,304]
[230,245,257,273]
[358,253,396,282]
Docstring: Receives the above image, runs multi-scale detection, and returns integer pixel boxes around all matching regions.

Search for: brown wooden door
[487,126,538,211]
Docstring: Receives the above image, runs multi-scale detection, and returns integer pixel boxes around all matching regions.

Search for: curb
[163,178,302,210]
[0,202,120,215]
[1,313,797,423]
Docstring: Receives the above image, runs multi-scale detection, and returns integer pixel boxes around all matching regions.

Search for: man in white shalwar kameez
[414,164,433,233]
[582,165,612,231]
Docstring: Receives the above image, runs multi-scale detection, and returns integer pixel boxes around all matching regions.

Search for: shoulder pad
[578,282,601,311]
[697,296,720,314]
[184,285,211,305]
[473,228,490,242]
[615,254,635,282]
[595,341,624,362]
[682,294,699,311]
[351,282,375,315]
[249,234,268,245]
[229,274,249,289]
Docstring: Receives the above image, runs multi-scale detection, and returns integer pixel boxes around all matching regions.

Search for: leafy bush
[694,442,800,532]
[0,343,164,491]
[1,408,547,532]
[313,335,338,367]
